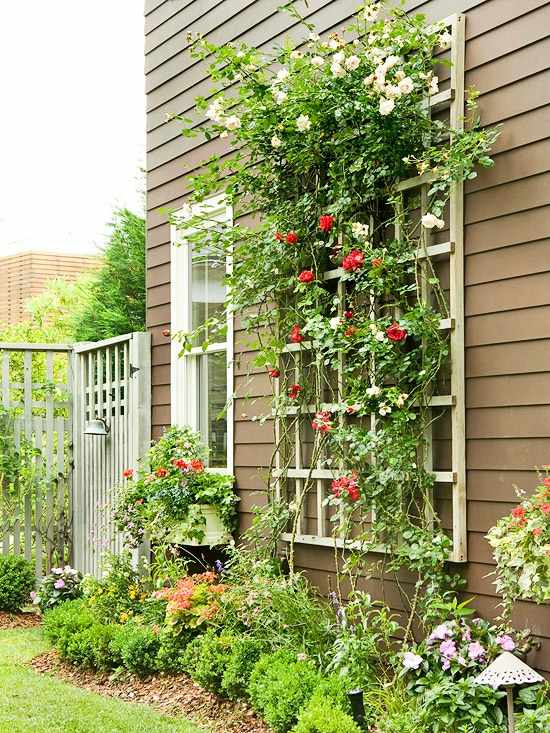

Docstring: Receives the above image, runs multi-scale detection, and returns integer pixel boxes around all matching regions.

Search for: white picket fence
[0,332,150,580]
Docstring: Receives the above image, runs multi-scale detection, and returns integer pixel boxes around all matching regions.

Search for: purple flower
[429,624,451,643]
[439,639,457,659]
[442,657,451,671]
[402,652,423,670]
[468,641,485,660]
[214,560,224,574]
[54,579,65,590]
[496,635,515,652]
[461,625,472,642]
[30,591,37,602]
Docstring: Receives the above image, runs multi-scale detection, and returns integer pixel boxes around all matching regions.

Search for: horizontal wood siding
[146,0,550,671]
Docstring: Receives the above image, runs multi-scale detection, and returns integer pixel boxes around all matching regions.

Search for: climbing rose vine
[174,1,499,604]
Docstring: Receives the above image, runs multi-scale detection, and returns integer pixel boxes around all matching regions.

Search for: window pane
[191,245,226,340]
[198,350,227,467]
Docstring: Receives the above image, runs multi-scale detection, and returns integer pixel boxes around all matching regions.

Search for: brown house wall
[146,0,550,672]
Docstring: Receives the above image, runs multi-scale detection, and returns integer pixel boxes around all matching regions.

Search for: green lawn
[0,628,203,733]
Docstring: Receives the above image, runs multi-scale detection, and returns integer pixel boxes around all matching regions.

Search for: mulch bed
[0,610,41,629]
[31,650,272,733]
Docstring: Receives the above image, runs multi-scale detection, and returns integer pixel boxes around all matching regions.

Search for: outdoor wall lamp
[84,417,110,436]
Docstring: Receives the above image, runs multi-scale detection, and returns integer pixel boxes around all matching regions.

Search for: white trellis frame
[274,14,467,563]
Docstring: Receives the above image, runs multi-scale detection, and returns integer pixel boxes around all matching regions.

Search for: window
[170,194,233,472]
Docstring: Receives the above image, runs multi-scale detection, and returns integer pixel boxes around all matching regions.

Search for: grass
[0,628,203,733]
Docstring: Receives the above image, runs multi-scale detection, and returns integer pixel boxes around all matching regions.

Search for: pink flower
[496,635,515,652]
[403,652,423,670]
[54,578,66,590]
[439,639,457,660]
[429,624,451,643]
[468,641,486,660]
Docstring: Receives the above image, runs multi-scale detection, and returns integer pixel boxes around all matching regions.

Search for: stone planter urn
[168,504,229,547]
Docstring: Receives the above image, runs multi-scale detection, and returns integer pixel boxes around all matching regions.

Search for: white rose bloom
[290,50,303,60]
[379,98,395,116]
[206,100,224,123]
[331,62,345,77]
[421,213,445,229]
[274,90,288,105]
[328,38,340,50]
[311,56,325,67]
[383,55,400,70]
[276,67,290,83]
[271,135,282,148]
[395,69,405,81]
[351,222,369,239]
[345,55,361,71]
[398,76,414,95]
[332,51,345,64]
[429,75,439,95]
[220,130,229,139]
[308,32,320,42]
[329,316,342,329]
[296,114,312,132]
[225,115,241,130]
[375,330,386,342]
[363,74,374,86]
[366,385,381,397]
[439,31,453,47]
[384,85,401,99]
[379,403,392,416]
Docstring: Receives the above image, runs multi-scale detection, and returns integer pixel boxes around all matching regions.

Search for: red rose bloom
[344,310,353,320]
[268,368,280,378]
[190,459,204,472]
[286,231,299,245]
[342,249,365,271]
[331,472,360,502]
[311,411,333,432]
[540,503,550,514]
[290,325,304,343]
[511,506,526,519]
[386,322,407,342]
[122,469,134,479]
[288,384,303,399]
[275,231,284,241]
[319,214,335,232]
[543,477,550,488]
[371,257,383,267]
[298,270,315,283]
[155,467,168,478]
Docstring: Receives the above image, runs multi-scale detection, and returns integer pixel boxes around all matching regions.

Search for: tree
[72,208,146,342]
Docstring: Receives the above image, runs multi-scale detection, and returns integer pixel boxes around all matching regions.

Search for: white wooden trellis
[0,343,73,580]
[274,15,467,563]
[72,332,151,577]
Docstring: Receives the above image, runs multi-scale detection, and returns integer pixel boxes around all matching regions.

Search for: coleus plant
[172,1,499,609]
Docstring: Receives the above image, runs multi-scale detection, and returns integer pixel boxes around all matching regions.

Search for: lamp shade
[474,652,544,688]
[84,418,110,436]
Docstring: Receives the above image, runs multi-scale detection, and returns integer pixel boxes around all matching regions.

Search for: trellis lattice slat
[275,14,467,563]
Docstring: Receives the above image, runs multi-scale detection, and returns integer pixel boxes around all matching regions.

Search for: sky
[0,1,145,257]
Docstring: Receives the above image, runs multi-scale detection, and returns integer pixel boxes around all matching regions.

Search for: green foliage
[72,208,145,341]
[82,552,150,624]
[181,629,235,692]
[292,697,361,733]
[42,599,95,657]
[516,703,550,733]
[220,635,267,699]
[248,650,322,733]
[0,555,35,612]
[110,623,161,677]
[420,677,506,732]
[156,626,195,674]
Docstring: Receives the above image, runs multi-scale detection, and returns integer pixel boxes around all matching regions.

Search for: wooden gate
[0,333,150,579]
[0,343,73,580]
[72,333,151,576]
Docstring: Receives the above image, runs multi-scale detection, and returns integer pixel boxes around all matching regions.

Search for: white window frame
[170,193,234,474]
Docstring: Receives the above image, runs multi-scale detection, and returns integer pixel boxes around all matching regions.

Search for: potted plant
[114,426,238,548]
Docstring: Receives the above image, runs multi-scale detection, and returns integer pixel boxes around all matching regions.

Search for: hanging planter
[167,504,230,547]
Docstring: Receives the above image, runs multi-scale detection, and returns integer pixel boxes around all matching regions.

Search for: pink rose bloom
[496,635,515,652]
[468,641,485,660]
[54,578,66,590]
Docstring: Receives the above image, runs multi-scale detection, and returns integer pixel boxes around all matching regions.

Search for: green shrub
[110,623,160,677]
[181,629,235,693]
[221,636,267,699]
[292,696,361,733]
[421,678,506,732]
[43,598,95,657]
[517,704,550,733]
[156,627,194,674]
[248,650,322,733]
[0,555,35,612]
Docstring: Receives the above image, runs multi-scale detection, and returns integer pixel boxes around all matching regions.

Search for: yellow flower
[120,612,129,622]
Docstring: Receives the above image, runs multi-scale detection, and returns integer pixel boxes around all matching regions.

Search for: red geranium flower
[543,477,550,488]
[511,506,526,519]
[342,249,365,271]
[533,527,543,537]
[371,257,383,267]
[540,503,550,514]
[290,325,304,343]
[386,322,407,342]
[172,458,188,470]
[190,459,204,472]
[298,270,315,283]
[344,325,357,337]
[286,231,299,245]
[155,467,168,478]
[122,469,134,479]
[275,231,284,241]
[288,384,303,399]
[319,214,335,232]
[268,368,280,378]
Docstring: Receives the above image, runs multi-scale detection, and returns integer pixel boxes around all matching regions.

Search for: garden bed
[0,609,41,629]
[30,648,272,733]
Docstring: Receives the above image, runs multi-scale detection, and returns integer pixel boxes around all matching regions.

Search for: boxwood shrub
[0,555,34,612]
